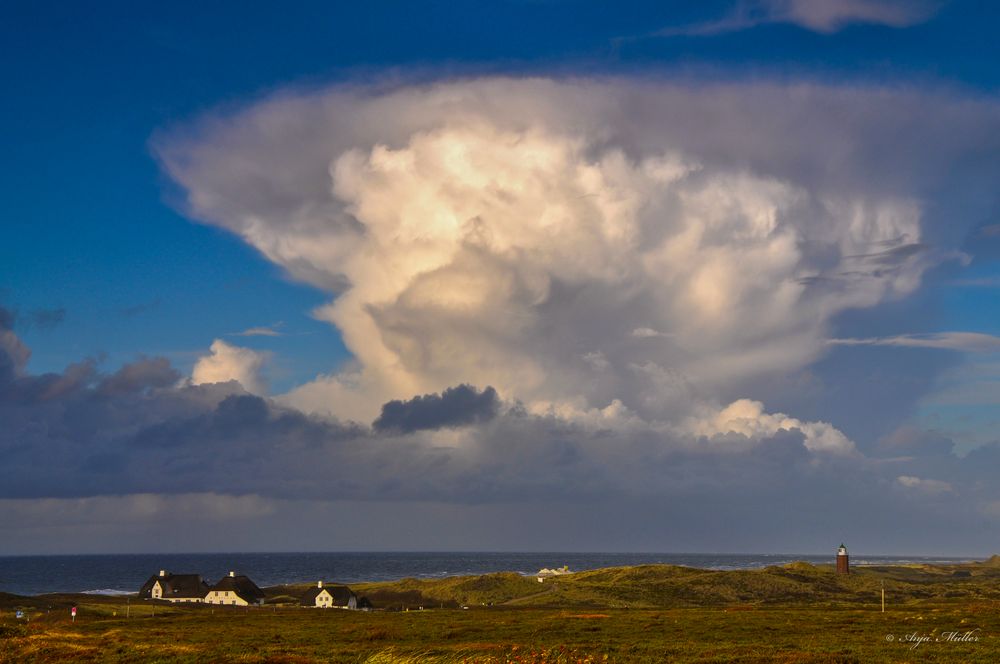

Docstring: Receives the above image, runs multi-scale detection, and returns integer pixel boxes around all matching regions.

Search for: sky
[3,0,1000,555]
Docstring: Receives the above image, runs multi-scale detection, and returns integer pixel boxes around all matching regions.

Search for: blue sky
[3,0,1000,554]
[5,0,1000,389]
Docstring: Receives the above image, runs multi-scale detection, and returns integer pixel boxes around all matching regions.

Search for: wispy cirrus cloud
[896,475,953,494]
[829,332,1000,353]
[656,0,939,37]
[232,322,285,337]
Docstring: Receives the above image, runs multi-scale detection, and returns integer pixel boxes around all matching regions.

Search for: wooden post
[881,581,885,613]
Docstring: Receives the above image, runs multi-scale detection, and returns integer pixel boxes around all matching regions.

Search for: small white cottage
[300,581,357,609]
[203,571,266,606]
[536,566,571,582]
[139,571,209,603]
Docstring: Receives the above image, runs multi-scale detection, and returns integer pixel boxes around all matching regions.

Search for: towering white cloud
[192,339,267,395]
[157,78,1000,433]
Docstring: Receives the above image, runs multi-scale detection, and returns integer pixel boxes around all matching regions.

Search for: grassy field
[2,559,999,662]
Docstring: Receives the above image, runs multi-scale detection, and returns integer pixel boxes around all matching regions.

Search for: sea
[0,552,977,597]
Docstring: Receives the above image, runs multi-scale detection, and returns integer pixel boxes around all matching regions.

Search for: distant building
[139,571,209,603]
[837,543,850,574]
[300,581,358,609]
[204,571,266,606]
[536,565,571,582]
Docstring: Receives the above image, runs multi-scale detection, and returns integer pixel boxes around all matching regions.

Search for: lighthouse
[836,543,850,574]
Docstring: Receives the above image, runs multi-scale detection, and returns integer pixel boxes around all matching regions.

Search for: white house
[536,566,571,582]
[203,571,266,606]
[139,571,209,603]
[300,581,357,609]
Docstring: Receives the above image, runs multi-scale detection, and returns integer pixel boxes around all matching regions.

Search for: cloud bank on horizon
[5,72,1000,553]
[3,299,1000,553]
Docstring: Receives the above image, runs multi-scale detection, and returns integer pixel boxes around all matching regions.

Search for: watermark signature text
[884,629,981,650]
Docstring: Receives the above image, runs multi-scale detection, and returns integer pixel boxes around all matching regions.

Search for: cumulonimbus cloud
[156,77,1000,430]
[6,75,1000,551]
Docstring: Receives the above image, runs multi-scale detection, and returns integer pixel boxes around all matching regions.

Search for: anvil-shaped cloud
[157,78,999,438]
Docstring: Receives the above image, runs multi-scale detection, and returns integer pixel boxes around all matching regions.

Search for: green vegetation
[347,559,1000,609]
[2,561,999,662]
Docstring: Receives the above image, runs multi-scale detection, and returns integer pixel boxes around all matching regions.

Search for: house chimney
[229,571,235,577]
[159,570,166,577]
[318,581,323,588]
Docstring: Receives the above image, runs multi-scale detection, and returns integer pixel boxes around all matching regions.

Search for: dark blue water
[0,552,977,596]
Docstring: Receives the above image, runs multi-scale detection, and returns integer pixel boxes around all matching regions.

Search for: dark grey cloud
[875,426,955,457]
[373,384,500,433]
[97,357,180,395]
[0,317,837,502]
[0,305,66,332]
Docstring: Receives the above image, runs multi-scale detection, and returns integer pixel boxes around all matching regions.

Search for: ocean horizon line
[1,549,990,559]
[0,551,987,597]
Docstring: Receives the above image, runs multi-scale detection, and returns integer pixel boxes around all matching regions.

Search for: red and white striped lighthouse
[836,543,850,574]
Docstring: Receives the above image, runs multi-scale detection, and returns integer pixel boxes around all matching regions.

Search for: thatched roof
[209,574,265,603]
[139,573,209,599]
[300,584,356,607]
